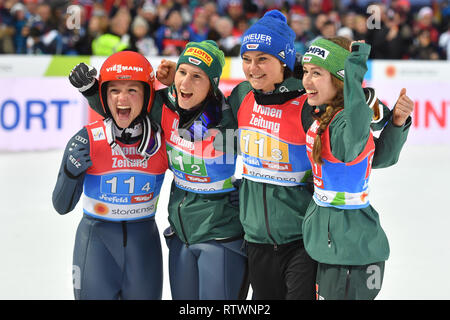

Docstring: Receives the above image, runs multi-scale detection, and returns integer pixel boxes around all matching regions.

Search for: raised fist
[69,63,97,93]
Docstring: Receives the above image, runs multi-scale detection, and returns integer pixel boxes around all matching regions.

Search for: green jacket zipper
[177,190,189,247]
[263,184,278,250]
[327,214,332,248]
[344,267,352,299]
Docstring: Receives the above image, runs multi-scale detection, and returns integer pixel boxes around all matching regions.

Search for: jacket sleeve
[149,89,166,127]
[372,116,411,168]
[52,128,89,215]
[83,88,107,118]
[369,98,412,168]
[329,42,373,163]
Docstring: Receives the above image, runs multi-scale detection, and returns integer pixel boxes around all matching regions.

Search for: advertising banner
[0,57,449,151]
[369,60,450,145]
[0,77,88,151]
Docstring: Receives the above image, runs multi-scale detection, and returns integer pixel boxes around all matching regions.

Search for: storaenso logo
[305,46,330,60]
[106,64,144,73]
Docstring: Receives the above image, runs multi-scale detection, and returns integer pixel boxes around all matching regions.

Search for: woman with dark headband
[302,37,413,299]
[216,11,412,300]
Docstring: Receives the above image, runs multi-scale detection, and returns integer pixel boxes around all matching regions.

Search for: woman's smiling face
[174,63,211,110]
[106,80,144,128]
[242,51,285,93]
[302,64,338,106]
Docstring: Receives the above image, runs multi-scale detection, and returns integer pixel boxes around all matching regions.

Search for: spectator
[92,6,131,56]
[23,0,39,22]
[337,26,354,40]
[0,0,448,61]
[413,6,439,44]
[137,1,160,36]
[10,2,28,53]
[308,0,324,31]
[59,5,87,55]
[25,3,63,54]
[290,13,311,55]
[409,28,441,59]
[341,11,356,32]
[188,6,208,42]
[0,0,15,53]
[225,0,244,26]
[214,16,240,56]
[442,0,450,30]
[203,0,218,18]
[129,14,158,56]
[353,14,369,42]
[369,4,412,59]
[312,13,328,37]
[206,12,221,42]
[438,21,450,59]
[76,9,109,55]
[154,5,190,56]
[345,0,366,15]
[232,14,248,38]
[320,19,337,38]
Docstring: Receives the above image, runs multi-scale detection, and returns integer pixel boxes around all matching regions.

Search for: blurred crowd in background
[1,0,449,60]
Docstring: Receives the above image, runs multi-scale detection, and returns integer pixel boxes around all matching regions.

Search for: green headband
[177,40,225,92]
[302,38,350,81]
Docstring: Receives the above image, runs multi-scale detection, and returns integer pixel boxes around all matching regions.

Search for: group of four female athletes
[53,10,414,300]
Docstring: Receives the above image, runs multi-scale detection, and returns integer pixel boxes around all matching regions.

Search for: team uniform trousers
[73,215,163,300]
[164,231,247,300]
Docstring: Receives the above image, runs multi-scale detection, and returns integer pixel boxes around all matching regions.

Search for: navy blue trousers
[73,215,163,299]
[164,228,247,300]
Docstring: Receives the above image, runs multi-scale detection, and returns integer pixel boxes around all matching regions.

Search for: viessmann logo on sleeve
[184,48,213,66]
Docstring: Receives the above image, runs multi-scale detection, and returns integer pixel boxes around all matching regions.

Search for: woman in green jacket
[302,37,413,299]
[68,41,247,300]
[215,11,412,300]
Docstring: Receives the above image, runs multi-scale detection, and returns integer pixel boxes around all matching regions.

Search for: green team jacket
[302,42,411,265]
[83,86,243,245]
[218,63,410,247]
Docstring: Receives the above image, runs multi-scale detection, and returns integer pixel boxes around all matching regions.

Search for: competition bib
[306,115,375,209]
[237,92,311,186]
[83,120,167,221]
[161,105,236,194]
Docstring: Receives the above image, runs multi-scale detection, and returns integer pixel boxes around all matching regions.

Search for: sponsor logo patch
[131,193,154,203]
[305,46,330,60]
[188,57,201,65]
[185,47,213,66]
[185,175,211,183]
[91,127,106,141]
[261,161,292,171]
[246,44,259,50]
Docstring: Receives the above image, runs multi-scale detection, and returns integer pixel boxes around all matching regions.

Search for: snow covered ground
[0,143,449,300]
